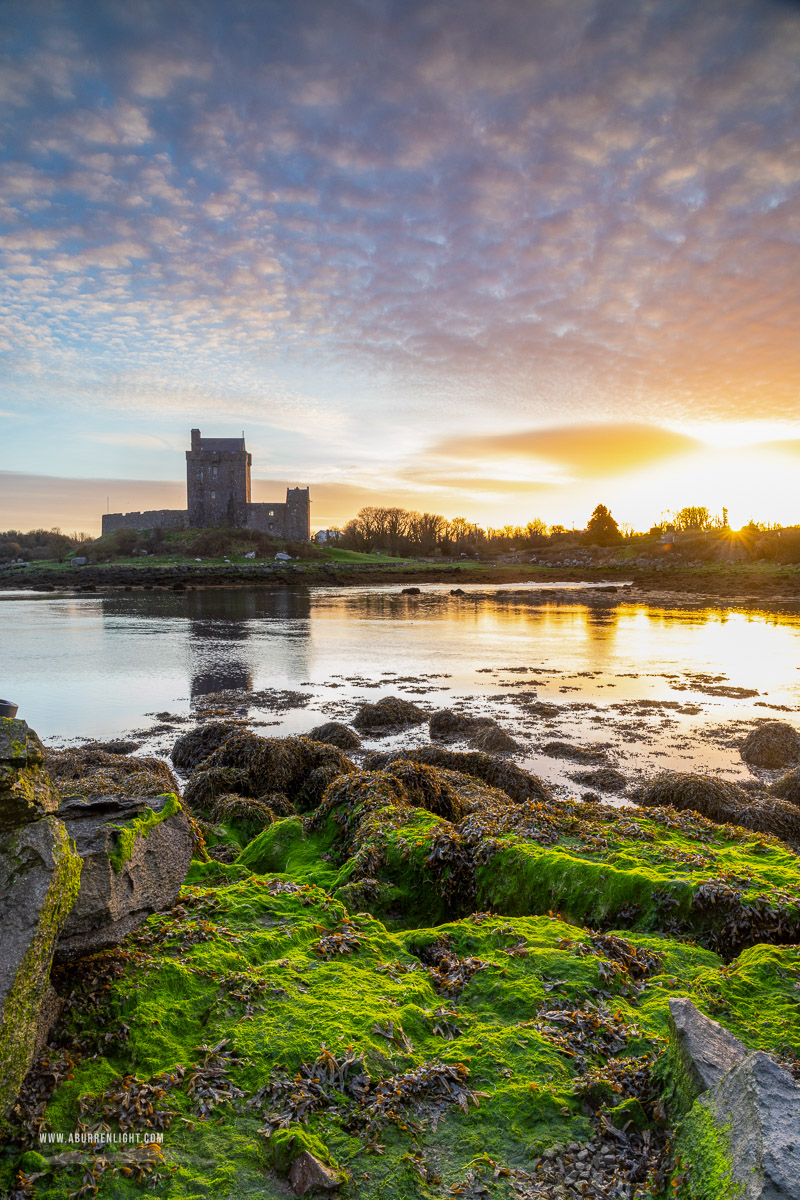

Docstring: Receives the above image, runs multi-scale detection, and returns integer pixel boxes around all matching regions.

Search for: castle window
[212,465,218,478]
[211,490,216,500]
[268,510,274,517]
[269,523,274,530]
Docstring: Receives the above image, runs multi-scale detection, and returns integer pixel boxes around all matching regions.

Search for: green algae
[108,793,183,872]
[0,817,82,1118]
[672,1103,739,1199]
[8,760,800,1197]
[19,869,800,1199]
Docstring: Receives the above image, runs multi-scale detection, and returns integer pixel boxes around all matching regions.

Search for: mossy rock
[23,878,800,1200]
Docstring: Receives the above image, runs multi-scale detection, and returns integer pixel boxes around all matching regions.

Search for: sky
[1,0,800,535]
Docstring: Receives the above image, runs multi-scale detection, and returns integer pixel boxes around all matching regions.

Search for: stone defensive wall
[102,509,188,534]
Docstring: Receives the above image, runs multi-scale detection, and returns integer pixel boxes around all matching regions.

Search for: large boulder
[0,718,58,830]
[54,793,191,962]
[683,1053,800,1199]
[667,997,746,1110]
[667,999,800,1198]
[741,721,800,769]
[0,815,82,1116]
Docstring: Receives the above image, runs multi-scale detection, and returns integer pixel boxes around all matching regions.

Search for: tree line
[333,503,785,556]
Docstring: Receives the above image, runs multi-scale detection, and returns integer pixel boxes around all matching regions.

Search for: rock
[741,721,800,769]
[667,998,747,1108]
[0,816,82,1116]
[352,696,428,735]
[171,721,242,770]
[568,767,627,793]
[0,718,58,830]
[638,771,800,845]
[689,1052,800,1199]
[400,586,421,595]
[288,1150,343,1195]
[771,767,800,808]
[306,721,362,751]
[470,724,519,753]
[54,793,191,962]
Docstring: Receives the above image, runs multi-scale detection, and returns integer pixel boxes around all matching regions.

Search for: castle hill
[3,5,800,1200]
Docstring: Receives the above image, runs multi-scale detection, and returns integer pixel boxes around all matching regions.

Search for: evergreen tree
[585,504,622,546]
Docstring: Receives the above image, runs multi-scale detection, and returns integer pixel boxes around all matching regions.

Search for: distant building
[314,529,341,545]
[102,429,310,539]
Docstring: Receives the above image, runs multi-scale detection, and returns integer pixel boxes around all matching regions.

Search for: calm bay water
[2,584,799,792]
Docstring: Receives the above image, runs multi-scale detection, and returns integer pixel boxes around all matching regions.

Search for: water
[2,584,799,795]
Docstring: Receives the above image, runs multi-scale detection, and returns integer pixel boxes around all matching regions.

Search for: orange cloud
[431,423,703,478]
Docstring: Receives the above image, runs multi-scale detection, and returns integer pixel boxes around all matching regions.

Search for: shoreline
[1,558,799,615]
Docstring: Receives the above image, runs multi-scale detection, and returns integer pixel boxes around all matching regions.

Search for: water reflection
[1,585,798,749]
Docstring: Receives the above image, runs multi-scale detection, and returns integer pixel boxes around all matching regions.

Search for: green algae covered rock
[0,718,58,830]
[17,874,800,1200]
[248,763,800,952]
[0,815,81,1117]
[54,793,191,963]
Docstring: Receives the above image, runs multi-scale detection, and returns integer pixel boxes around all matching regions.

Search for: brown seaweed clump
[568,767,628,793]
[211,795,275,842]
[637,771,800,845]
[429,709,519,752]
[380,760,467,822]
[740,721,800,769]
[46,746,178,800]
[171,722,242,770]
[183,766,254,817]
[306,721,362,751]
[363,745,553,805]
[542,741,610,764]
[352,696,428,735]
[202,733,357,812]
[772,768,800,809]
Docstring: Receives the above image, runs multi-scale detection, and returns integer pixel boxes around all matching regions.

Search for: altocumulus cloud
[1,0,800,492]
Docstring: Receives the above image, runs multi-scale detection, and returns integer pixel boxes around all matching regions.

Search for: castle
[102,429,310,540]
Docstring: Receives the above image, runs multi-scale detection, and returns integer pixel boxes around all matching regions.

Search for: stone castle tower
[186,429,251,528]
[102,429,310,539]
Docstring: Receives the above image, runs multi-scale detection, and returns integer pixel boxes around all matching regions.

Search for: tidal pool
[2,583,799,796]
